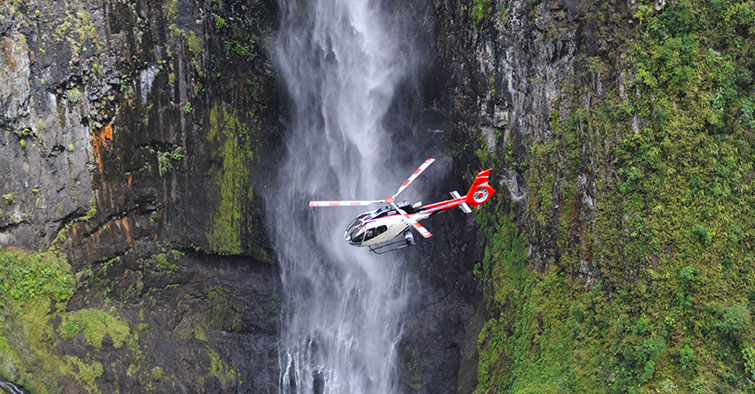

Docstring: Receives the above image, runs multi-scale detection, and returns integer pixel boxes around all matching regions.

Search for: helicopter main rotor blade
[309,200,383,207]
[391,158,435,200]
[392,202,433,238]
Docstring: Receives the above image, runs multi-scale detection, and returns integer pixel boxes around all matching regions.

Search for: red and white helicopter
[309,158,495,254]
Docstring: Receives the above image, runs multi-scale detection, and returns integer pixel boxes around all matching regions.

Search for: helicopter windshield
[346,218,362,233]
[348,225,366,244]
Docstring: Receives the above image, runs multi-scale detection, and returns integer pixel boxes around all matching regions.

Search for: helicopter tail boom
[418,169,495,214]
[450,191,473,214]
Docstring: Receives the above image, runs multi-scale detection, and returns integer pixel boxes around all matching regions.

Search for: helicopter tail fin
[464,169,495,208]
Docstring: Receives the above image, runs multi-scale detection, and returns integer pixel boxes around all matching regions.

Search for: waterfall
[270,0,410,393]
[0,379,26,394]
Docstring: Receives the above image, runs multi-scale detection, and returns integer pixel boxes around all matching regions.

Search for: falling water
[0,379,26,394]
[271,0,410,393]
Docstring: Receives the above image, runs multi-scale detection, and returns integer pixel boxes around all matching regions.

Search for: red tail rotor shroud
[465,169,494,207]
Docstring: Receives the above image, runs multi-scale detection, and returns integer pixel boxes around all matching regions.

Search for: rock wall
[416,0,755,391]
[0,1,283,393]
[392,0,618,391]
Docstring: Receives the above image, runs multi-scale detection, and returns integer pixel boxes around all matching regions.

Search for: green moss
[214,15,229,30]
[401,349,425,390]
[3,193,14,205]
[207,347,240,387]
[193,325,208,342]
[164,0,177,21]
[185,31,202,56]
[67,357,103,393]
[150,250,182,273]
[0,249,140,393]
[206,287,243,332]
[225,40,256,61]
[151,366,163,380]
[84,198,97,220]
[59,308,131,349]
[168,25,203,59]
[126,363,137,377]
[205,104,257,254]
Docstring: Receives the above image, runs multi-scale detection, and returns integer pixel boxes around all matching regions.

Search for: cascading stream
[271,0,410,393]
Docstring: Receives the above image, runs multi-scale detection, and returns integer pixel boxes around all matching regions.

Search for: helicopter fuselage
[344,204,432,247]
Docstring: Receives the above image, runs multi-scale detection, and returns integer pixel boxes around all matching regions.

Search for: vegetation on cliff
[0,247,126,393]
[475,0,755,392]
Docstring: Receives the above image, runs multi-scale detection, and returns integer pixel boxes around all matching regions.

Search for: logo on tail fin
[473,188,489,203]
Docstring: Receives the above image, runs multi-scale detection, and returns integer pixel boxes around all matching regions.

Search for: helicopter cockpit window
[349,225,365,243]
[346,217,362,232]
[363,225,387,242]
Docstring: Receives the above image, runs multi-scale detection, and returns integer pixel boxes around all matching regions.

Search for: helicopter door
[362,225,388,243]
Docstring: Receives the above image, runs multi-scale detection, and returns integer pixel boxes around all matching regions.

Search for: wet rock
[0,0,283,392]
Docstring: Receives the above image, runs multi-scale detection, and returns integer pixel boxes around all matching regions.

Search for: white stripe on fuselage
[359,213,430,247]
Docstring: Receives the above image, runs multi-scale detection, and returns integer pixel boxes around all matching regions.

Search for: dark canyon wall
[408,0,755,392]
[0,1,282,392]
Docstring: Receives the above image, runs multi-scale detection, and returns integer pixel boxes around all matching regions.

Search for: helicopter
[309,158,495,254]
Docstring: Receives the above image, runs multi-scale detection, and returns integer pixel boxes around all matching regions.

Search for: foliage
[65,88,82,104]
[3,193,14,205]
[743,345,755,380]
[472,0,491,26]
[156,146,184,176]
[692,225,712,246]
[0,248,91,392]
[0,249,74,301]
[717,305,751,341]
[214,15,229,30]
[226,40,256,61]
[151,366,164,380]
[149,249,183,273]
[475,0,755,391]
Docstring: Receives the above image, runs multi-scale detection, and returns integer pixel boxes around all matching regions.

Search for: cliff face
[388,0,590,389]
[417,0,755,392]
[2,0,754,392]
[0,1,282,393]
